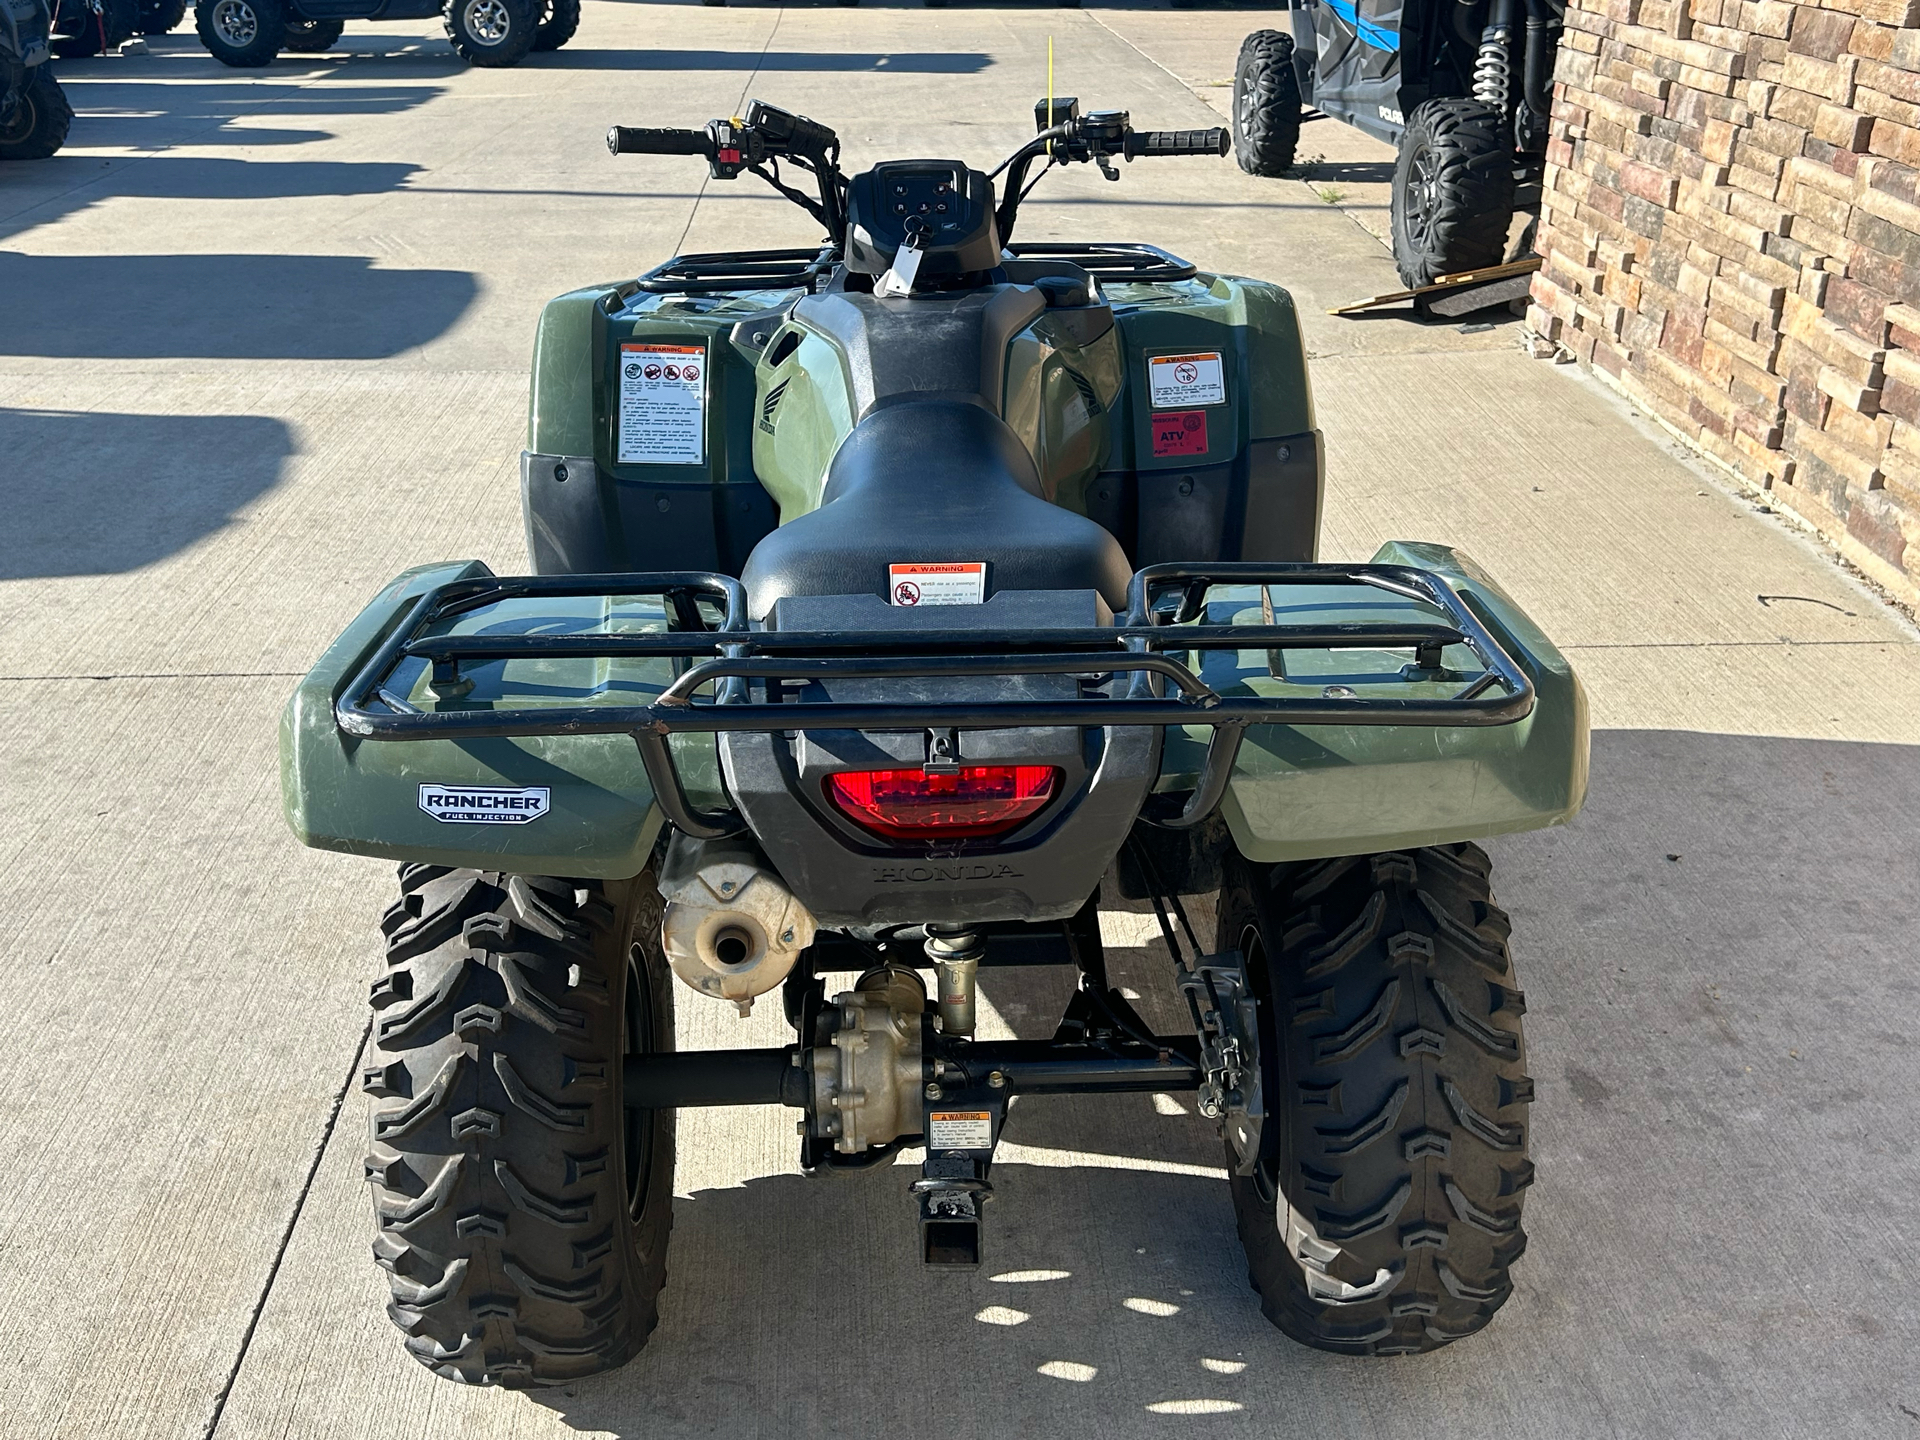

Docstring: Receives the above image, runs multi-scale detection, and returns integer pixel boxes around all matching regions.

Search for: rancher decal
[418,784,552,824]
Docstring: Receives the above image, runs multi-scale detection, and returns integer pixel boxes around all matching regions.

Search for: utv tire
[445,0,536,67]
[365,866,675,1386]
[136,0,189,32]
[1232,29,1302,177]
[0,68,73,160]
[195,0,284,65]
[53,0,138,55]
[1219,844,1534,1355]
[282,16,343,48]
[531,0,577,50]
[1389,97,1516,289]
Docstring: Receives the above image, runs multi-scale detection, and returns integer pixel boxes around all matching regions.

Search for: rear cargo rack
[336,562,1534,840]
[635,245,840,294]
[1004,242,1197,283]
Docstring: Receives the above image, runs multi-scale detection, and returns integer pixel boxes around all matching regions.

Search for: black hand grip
[607,126,710,157]
[1124,127,1231,159]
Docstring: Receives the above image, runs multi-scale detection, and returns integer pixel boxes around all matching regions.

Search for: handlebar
[1124,127,1230,159]
[607,126,710,157]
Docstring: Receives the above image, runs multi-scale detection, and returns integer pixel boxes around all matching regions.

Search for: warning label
[889,561,986,606]
[418,784,551,825]
[927,1111,994,1151]
[1150,410,1209,457]
[1148,351,1226,408]
[618,342,707,465]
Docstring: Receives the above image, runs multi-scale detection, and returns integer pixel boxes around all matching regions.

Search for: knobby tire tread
[1233,29,1302,177]
[1221,844,1534,1355]
[1390,98,1516,289]
[365,865,674,1387]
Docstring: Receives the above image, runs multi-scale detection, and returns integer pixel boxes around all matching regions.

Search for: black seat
[740,398,1132,620]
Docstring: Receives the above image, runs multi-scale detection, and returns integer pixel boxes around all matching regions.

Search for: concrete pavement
[1,6,1917,1438]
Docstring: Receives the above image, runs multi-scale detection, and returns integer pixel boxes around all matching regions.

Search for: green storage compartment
[1167,541,1589,861]
[281,562,725,878]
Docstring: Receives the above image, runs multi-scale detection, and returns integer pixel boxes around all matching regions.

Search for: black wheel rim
[0,93,37,145]
[1404,143,1441,250]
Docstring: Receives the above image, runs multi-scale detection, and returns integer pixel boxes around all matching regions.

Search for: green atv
[283,96,1587,1385]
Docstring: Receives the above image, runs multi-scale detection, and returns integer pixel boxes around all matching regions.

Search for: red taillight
[826,765,1059,841]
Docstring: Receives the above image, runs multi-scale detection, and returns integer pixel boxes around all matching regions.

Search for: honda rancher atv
[282,96,1587,1384]
[2,0,70,158]
[1233,0,1562,287]
[195,0,571,67]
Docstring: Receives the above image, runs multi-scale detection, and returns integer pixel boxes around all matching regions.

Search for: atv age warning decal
[418,784,551,824]
[618,342,707,465]
[1148,350,1226,408]
[889,561,985,605]
[1150,410,1209,457]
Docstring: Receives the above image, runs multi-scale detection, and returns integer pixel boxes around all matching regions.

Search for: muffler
[658,833,817,1016]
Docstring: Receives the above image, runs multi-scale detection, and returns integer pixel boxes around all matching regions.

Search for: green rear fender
[1211,541,1590,862]
[279,561,672,879]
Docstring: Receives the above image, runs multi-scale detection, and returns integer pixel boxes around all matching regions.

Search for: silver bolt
[781,928,795,944]
[924,1082,943,1101]
[719,880,735,894]
[987,1070,1007,1089]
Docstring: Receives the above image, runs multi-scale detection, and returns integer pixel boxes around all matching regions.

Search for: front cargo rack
[336,562,1535,840]
[1004,242,1197,283]
[635,245,840,294]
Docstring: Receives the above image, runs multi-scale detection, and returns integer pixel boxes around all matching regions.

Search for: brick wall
[1528,0,1920,604]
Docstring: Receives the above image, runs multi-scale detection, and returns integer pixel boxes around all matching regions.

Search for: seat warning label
[419,785,551,825]
[1148,350,1226,408]
[928,1111,994,1150]
[889,561,986,606]
[1150,410,1209,457]
[618,342,706,465]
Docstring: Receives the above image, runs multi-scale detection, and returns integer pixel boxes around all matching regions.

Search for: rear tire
[194,0,284,66]
[1232,29,1301,177]
[1389,97,1515,289]
[281,16,342,48]
[136,0,188,32]
[365,866,675,1386]
[531,0,577,50]
[1219,845,1534,1355]
[444,0,536,67]
[0,68,73,160]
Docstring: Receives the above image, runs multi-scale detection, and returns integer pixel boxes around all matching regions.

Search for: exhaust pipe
[658,833,817,1016]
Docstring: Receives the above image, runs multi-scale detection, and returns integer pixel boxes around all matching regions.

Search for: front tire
[194,0,284,66]
[0,68,74,160]
[53,0,138,55]
[281,16,343,49]
[444,0,536,65]
[365,867,675,1386]
[1220,845,1534,1355]
[1389,97,1516,289]
[531,0,577,50]
[1232,29,1301,176]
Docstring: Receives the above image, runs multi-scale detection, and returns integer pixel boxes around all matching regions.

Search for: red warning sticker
[1150,410,1209,457]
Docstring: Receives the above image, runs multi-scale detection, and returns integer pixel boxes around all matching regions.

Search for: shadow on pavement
[0,407,293,578]
[0,252,476,359]
[541,48,993,71]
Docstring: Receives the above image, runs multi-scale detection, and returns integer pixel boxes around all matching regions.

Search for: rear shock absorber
[1474,0,1518,109]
